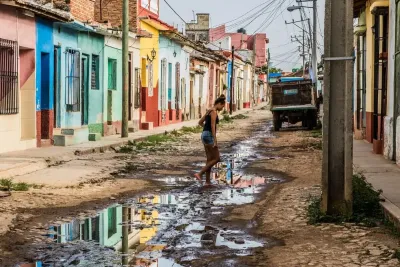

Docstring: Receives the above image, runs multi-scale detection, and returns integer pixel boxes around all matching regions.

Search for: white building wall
[129,36,141,127]
[384,0,396,160]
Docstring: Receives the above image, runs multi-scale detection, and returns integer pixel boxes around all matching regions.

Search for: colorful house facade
[0,5,42,153]
[353,0,390,155]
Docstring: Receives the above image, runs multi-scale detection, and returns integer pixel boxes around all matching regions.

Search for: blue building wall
[36,18,54,111]
[53,24,80,128]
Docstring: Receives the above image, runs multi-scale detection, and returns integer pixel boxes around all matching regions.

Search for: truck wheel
[302,118,307,128]
[306,110,316,130]
[273,112,281,131]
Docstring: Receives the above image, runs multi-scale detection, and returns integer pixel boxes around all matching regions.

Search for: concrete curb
[381,197,400,230]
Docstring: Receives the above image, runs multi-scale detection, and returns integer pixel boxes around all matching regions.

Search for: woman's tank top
[203,110,219,132]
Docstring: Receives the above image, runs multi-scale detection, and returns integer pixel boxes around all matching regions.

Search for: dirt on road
[228,129,400,267]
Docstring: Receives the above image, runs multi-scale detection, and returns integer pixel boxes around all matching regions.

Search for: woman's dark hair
[214,94,226,105]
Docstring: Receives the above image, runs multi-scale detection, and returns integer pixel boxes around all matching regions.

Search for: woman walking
[194,95,226,185]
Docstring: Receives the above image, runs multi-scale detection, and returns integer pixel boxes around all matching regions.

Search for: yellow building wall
[365,0,374,113]
[365,0,390,113]
[139,21,160,89]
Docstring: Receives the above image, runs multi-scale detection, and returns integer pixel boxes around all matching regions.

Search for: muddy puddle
[18,123,282,267]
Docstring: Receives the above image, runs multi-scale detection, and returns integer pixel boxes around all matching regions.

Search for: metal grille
[108,59,117,90]
[134,68,141,108]
[372,8,388,141]
[0,38,18,115]
[65,48,81,112]
[148,61,154,97]
[175,62,180,115]
[91,55,99,90]
[356,34,367,130]
[161,59,167,111]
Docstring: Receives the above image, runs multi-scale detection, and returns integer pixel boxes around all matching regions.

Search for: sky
[159,0,325,72]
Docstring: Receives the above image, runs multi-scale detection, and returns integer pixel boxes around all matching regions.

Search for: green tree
[269,67,282,73]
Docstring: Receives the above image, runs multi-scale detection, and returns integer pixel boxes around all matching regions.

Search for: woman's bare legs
[196,145,220,184]
[195,144,213,181]
[205,145,212,184]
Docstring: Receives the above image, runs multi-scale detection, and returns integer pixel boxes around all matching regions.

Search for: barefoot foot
[194,173,201,181]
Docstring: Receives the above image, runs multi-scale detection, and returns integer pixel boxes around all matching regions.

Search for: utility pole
[121,205,129,266]
[302,28,305,76]
[230,46,234,115]
[312,0,317,86]
[285,19,308,75]
[321,0,354,216]
[252,39,256,107]
[121,0,129,138]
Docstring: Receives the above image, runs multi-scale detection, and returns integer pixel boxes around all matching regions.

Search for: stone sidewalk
[0,105,266,179]
[353,140,400,226]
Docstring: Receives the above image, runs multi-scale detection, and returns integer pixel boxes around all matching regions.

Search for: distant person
[316,94,323,114]
[194,95,226,186]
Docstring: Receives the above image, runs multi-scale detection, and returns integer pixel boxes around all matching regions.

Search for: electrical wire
[163,0,187,25]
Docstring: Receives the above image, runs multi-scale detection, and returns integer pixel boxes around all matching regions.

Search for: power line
[163,0,187,24]
[213,0,273,28]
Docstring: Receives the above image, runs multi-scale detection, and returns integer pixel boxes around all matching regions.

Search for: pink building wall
[210,25,268,68]
[0,6,36,49]
[0,5,37,153]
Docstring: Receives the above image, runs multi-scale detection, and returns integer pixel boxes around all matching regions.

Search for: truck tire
[306,110,317,130]
[302,118,307,128]
[273,112,281,131]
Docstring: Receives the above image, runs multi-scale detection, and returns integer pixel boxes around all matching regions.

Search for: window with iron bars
[65,48,81,112]
[134,68,141,108]
[108,58,117,90]
[0,38,18,115]
[148,61,154,97]
[91,55,100,90]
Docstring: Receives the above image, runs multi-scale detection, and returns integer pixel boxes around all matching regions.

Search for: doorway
[41,52,50,140]
[141,58,147,111]
[53,46,61,128]
[128,53,133,121]
[372,7,388,154]
[81,54,89,126]
[190,78,194,119]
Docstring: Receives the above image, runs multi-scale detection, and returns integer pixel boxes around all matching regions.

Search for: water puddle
[19,123,280,267]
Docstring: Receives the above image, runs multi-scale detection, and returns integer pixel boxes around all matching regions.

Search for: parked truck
[270,79,317,131]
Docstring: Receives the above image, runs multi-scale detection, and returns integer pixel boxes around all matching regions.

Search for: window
[91,55,100,90]
[175,62,180,111]
[107,207,117,238]
[356,34,366,130]
[150,0,158,13]
[0,38,18,115]
[134,68,141,108]
[148,61,153,96]
[161,59,167,110]
[187,33,196,41]
[91,216,100,242]
[141,0,149,8]
[65,48,81,112]
[108,58,117,90]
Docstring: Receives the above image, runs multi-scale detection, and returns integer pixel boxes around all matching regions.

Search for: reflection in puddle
[22,123,278,266]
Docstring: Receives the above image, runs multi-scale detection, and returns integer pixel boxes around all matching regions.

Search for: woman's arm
[210,110,217,147]
[198,114,206,127]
